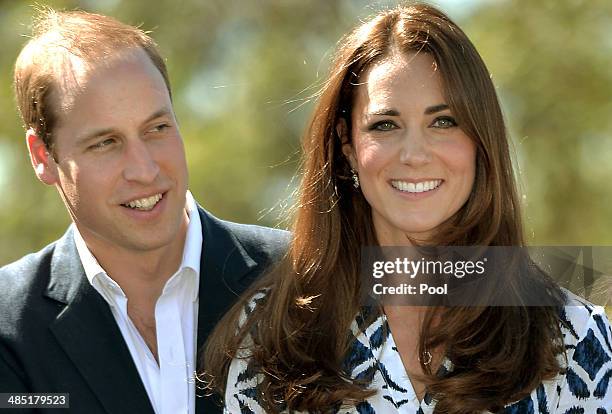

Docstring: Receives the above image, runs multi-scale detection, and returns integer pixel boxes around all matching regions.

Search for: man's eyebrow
[424,104,449,115]
[143,107,173,124]
[75,107,173,146]
[75,127,115,146]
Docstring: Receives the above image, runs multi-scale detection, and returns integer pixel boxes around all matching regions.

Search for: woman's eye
[431,116,457,129]
[369,121,397,131]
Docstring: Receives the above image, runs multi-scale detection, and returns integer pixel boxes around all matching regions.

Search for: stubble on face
[49,48,189,263]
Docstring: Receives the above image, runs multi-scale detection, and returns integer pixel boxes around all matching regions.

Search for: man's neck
[79,212,189,302]
[99,243,184,301]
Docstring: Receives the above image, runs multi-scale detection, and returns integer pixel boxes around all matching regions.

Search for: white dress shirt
[73,191,202,414]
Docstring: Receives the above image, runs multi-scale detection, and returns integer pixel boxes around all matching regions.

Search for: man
[0,9,287,414]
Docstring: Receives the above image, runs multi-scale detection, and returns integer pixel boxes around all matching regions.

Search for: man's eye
[369,121,397,131]
[147,123,170,134]
[90,138,115,150]
[431,116,457,128]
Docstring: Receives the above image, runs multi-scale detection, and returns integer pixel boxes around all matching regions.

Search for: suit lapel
[42,210,259,413]
[195,207,258,414]
[195,207,257,353]
[45,228,154,414]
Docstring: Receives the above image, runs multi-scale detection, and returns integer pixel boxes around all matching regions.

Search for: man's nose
[399,129,433,166]
[122,139,160,183]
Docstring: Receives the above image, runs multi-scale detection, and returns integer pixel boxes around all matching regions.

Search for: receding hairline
[55,46,166,105]
[13,7,172,149]
[15,9,167,89]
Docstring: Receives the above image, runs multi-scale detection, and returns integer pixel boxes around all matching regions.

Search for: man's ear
[337,118,357,171]
[26,128,58,185]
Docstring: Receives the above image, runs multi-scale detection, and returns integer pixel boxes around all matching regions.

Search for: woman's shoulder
[555,291,612,409]
[560,290,612,349]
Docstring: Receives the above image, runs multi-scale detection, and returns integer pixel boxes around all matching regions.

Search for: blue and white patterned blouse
[224,293,612,413]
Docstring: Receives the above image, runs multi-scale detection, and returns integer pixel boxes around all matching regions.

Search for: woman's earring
[351,168,360,189]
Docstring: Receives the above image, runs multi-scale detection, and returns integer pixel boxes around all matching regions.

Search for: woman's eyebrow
[424,104,449,114]
[368,104,449,117]
[369,108,400,116]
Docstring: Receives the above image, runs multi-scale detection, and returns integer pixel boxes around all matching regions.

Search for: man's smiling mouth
[121,193,163,211]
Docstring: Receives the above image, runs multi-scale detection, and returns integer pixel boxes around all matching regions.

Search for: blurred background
[0,0,610,309]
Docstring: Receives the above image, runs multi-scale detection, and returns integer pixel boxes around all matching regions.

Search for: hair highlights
[202,4,565,413]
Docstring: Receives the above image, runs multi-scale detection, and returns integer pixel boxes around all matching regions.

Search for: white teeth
[391,180,442,193]
[124,193,162,210]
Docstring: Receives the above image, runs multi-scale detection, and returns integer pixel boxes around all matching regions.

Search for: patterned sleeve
[223,291,268,414]
[556,303,612,413]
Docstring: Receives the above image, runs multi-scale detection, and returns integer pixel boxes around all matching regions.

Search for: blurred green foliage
[0,0,610,310]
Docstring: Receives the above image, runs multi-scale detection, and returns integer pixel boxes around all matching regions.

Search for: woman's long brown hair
[201,4,566,413]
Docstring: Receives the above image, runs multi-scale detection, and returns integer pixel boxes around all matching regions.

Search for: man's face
[41,49,189,255]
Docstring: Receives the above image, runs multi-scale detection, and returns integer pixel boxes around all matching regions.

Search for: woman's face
[342,52,476,245]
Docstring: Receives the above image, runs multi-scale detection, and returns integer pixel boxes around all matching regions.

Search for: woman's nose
[399,129,432,166]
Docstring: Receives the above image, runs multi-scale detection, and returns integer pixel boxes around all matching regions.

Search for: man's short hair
[14,8,171,152]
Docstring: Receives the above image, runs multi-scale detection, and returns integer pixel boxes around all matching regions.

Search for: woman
[202,4,612,413]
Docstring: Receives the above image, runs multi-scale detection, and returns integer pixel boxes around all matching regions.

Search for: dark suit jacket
[0,206,288,413]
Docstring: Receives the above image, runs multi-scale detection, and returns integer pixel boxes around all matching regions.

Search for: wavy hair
[202,4,565,413]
